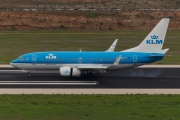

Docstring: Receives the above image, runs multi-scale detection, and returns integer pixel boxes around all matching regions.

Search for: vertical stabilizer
[123,18,170,52]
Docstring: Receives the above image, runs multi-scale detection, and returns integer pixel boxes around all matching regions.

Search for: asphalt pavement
[0,66,180,89]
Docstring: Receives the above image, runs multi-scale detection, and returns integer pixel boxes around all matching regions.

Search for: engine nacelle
[60,67,81,77]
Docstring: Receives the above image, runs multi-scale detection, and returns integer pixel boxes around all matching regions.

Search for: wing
[77,65,107,69]
[64,56,122,73]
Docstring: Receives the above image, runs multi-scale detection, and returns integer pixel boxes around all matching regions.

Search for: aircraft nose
[10,59,18,67]
[10,59,17,63]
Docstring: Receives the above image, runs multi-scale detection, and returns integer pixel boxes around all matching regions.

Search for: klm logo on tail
[146,35,163,44]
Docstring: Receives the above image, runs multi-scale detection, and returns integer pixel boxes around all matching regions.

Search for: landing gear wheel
[28,71,32,77]
[28,74,31,77]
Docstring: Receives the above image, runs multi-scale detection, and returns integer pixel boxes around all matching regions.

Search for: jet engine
[60,67,81,77]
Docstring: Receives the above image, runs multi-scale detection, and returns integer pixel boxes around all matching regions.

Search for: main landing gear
[87,70,93,77]
[28,70,32,77]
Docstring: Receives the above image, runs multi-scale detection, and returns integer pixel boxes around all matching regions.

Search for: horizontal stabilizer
[161,48,169,54]
[148,54,164,58]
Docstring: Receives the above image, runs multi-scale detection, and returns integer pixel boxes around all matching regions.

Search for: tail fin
[123,18,170,53]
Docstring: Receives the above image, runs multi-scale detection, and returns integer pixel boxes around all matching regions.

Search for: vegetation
[0,30,179,64]
[0,0,179,10]
[0,94,180,120]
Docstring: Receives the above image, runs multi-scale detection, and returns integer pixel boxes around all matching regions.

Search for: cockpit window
[18,57,25,60]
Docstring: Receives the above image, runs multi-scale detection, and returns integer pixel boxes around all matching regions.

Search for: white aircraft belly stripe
[0,81,97,85]
[10,63,143,70]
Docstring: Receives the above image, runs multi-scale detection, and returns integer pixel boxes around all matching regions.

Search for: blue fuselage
[11,51,164,65]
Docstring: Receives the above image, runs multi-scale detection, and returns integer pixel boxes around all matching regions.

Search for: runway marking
[0,81,98,85]
[0,70,25,73]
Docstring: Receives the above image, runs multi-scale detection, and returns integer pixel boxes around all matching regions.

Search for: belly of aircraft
[11,63,143,71]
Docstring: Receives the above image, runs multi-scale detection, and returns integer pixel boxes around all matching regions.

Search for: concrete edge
[1,89,180,94]
[0,65,14,68]
[138,65,180,68]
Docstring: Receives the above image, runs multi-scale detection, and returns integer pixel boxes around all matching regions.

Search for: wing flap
[112,55,121,66]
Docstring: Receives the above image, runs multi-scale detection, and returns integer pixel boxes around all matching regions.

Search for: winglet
[113,55,121,66]
[106,39,118,52]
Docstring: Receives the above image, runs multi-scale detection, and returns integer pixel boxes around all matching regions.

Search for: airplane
[10,18,170,77]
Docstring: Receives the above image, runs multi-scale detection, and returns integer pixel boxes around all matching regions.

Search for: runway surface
[0,65,180,89]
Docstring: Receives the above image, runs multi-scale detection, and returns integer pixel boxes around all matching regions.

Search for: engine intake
[60,67,81,77]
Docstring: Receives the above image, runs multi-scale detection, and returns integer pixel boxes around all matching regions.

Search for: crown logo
[151,34,158,39]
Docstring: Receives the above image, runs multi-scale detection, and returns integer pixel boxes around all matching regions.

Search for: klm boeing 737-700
[10,18,170,77]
